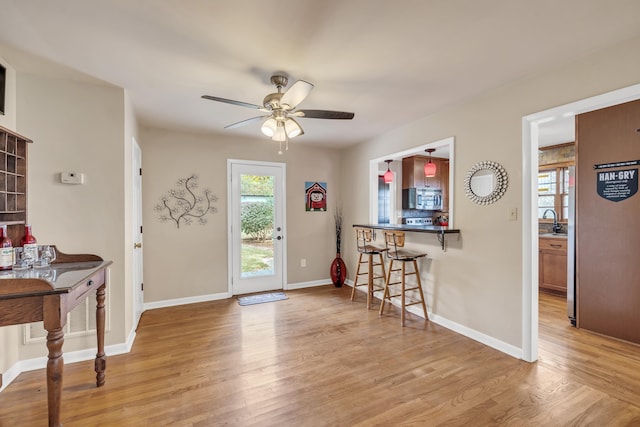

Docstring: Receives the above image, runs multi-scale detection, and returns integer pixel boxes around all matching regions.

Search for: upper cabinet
[402,155,425,189]
[0,125,32,243]
[402,156,448,189]
[402,155,450,209]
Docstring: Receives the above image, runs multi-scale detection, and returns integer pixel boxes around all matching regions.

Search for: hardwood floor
[1,287,639,426]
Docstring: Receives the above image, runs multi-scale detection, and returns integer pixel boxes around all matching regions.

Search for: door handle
[276,236,282,240]
[134,242,142,249]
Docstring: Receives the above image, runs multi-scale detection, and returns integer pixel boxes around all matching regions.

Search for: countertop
[539,233,568,239]
[353,223,460,234]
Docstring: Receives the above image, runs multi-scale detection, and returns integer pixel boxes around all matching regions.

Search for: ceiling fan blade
[293,109,355,120]
[280,80,314,109]
[201,95,264,110]
[224,116,268,129]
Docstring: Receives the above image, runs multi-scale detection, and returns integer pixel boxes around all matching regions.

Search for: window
[538,165,570,222]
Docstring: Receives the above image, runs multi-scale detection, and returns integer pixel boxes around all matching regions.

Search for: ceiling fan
[201,74,355,153]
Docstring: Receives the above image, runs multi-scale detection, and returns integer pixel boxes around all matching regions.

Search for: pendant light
[383,160,394,183]
[424,148,437,177]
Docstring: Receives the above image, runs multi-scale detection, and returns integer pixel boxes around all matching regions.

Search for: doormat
[237,292,288,306]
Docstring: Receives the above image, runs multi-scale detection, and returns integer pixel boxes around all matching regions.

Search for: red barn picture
[305,181,327,211]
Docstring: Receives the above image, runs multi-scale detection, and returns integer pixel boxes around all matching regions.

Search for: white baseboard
[428,313,523,359]
[286,279,332,290]
[0,362,21,393]
[351,286,523,359]
[143,291,230,311]
[0,327,138,393]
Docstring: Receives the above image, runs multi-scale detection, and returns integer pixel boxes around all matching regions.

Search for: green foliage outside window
[241,202,274,241]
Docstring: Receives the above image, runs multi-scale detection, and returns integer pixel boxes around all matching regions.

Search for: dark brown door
[576,98,640,343]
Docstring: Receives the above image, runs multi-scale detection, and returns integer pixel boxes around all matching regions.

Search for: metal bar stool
[351,227,387,309]
[380,230,428,326]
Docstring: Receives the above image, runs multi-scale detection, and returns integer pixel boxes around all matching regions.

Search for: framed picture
[305,181,327,211]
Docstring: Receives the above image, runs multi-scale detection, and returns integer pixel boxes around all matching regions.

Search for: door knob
[134,242,142,249]
[276,236,282,240]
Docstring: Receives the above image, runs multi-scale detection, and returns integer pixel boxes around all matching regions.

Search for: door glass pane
[240,174,274,278]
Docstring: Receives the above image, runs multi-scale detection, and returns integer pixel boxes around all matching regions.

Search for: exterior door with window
[229,160,286,295]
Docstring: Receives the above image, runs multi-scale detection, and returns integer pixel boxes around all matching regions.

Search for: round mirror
[464,161,508,205]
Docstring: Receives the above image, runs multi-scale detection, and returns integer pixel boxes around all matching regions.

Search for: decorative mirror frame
[464,160,509,205]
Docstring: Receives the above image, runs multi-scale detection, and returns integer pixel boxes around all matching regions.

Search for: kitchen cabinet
[402,156,426,189]
[402,155,449,209]
[539,236,567,294]
[0,125,31,243]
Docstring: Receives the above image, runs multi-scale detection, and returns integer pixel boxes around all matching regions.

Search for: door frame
[227,159,287,296]
[521,83,640,362]
[131,137,144,328]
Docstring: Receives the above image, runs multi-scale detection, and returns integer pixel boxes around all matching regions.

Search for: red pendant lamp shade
[383,159,393,183]
[424,148,437,177]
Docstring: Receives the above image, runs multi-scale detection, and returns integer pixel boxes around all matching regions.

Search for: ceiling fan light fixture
[202,73,354,154]
[284,118,303,138]
[272,122,287,142]
[261,118,278,137]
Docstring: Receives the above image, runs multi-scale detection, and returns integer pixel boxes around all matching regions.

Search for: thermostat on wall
[60,172,85,185]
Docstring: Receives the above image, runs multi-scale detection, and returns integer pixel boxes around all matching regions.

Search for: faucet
[542,209,562,234]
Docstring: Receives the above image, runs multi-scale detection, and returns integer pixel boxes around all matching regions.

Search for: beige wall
[0,54,19,376]
[140,128,342,302]
[0,54,16,130]
[2,32,640,380]
[15,73,128,359]
[341,35,640,349]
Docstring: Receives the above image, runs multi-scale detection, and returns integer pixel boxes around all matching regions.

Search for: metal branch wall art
[154,175,218,228]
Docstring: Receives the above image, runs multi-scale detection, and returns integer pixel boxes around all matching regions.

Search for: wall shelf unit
[0,125,32,243]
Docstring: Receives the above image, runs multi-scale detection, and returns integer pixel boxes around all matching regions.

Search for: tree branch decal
[154,175,218,228]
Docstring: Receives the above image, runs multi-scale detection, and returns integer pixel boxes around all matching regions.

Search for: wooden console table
[0,250,112,427]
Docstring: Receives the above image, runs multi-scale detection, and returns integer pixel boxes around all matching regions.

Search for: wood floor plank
[1,287,639,426]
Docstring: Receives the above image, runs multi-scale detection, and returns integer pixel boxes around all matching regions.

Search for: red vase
[330,253,347,287]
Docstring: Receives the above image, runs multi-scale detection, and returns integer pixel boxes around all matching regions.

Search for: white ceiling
[1,0,640,148]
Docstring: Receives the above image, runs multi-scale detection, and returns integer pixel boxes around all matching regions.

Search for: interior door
[229,160,286,295]
[576,98,640,343]
[132,138,144,327]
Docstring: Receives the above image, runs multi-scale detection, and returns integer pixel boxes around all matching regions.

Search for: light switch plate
[509,207,518,221]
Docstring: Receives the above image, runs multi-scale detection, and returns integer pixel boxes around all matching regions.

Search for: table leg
[95,284,106,387]
[46,327,64,427]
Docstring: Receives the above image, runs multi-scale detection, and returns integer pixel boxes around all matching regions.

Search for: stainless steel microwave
[417,188,442,210]
[402,188,443,210]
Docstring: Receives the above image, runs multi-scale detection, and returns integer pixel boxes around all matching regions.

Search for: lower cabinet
[539,237,568,294]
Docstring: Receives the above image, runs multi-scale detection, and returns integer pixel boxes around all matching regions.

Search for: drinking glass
[12,247,32,270]
[35,245,57,268]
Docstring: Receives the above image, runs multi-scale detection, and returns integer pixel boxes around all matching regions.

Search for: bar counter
[352,224,460,250]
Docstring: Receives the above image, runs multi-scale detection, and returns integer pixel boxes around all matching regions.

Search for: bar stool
[351,227,387,309]
[380,230,428,326]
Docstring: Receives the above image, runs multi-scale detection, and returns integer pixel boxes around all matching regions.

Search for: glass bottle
[21,224,38,265]
[0,225,13,270]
